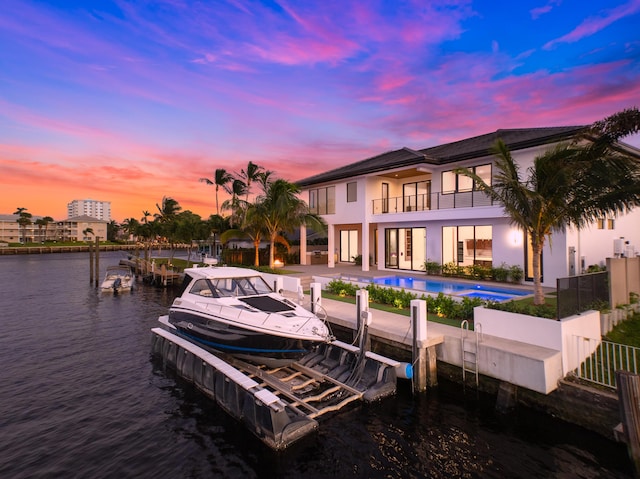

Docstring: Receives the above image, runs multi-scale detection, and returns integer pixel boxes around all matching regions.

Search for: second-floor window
[403,181,431,212]
[347,182,357,202]
[442,164,491,194]
[309,186,336,215]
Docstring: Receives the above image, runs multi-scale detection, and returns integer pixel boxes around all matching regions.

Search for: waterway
[0,252,633,478]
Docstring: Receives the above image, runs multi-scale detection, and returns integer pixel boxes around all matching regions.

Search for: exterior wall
[474,306,601,376]
[566,210,640,272]
[300,140,640,288]
[67,199,112,221]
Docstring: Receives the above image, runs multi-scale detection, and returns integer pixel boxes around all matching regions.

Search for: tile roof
[296,126,586,187]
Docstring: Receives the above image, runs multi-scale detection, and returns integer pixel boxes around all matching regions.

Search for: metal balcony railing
[372,191,494,214]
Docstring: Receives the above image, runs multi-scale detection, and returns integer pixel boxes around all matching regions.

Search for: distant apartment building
[0,214,107,244]
[67,199,111,221]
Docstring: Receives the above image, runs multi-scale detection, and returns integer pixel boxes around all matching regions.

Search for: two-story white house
[296,127,640,287]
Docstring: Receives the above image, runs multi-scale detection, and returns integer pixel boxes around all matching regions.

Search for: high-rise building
[67,199,111,221]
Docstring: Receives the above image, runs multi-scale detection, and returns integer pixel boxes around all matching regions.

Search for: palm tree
[222,179,247,227]
[199,168,233,215]
[456,107,640,305]
[41,216,54,242]
[14,207,32,244]
[240,161,264,205]
[220,205,267,267]
[34,218,47,243]
[154,196,182,223]
[141,210,151,224]
[82,228,95,241]
[256,178,326,268]
[122,217,141,241]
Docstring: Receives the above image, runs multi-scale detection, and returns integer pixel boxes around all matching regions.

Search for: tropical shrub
[509,265,524,283]
[423,259,442,275]
[492,263,510,282]
[326,279,359,297]
[486,299,556,319]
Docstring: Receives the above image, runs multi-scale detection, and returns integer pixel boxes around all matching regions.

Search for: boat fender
[396,363,413,380]
[187,323,193,329]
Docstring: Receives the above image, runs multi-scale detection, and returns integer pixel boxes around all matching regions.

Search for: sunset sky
[1,0,639,222]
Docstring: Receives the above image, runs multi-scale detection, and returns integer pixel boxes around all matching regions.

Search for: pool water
[344,275,530,302]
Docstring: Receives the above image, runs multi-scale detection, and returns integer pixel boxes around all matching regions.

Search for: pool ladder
[460,320,482,387]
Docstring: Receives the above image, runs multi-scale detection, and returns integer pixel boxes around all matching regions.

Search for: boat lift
[151,317,411,450]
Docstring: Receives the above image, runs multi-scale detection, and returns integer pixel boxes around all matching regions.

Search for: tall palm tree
[141,210,151,224]
[199,168,233,215]
[256,178,326,268]
[222,179,247,227]
[457,107,640,305]
[240,161,264,205]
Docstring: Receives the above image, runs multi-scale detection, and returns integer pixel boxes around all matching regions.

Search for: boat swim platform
[150,326,407,450]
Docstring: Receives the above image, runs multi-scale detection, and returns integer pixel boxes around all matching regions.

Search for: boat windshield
[211,276,273,297]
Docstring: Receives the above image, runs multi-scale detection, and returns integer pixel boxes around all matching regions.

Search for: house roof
[296,126,586,187]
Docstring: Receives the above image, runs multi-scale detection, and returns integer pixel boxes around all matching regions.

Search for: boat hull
[168,309,321,366]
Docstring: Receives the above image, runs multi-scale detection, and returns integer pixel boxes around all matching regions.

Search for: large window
[309,186,335,215]
[385,227,426,271]
[442,225,492,267]
[441,164,491,194]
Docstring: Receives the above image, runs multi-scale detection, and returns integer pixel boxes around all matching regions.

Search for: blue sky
[1,0,639,220]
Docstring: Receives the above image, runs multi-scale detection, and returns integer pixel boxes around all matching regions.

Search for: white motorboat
[162,266,332,366]
[101,265,134,293]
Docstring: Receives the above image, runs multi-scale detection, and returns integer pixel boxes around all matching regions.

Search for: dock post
[310,282,322,314]
[273,277,284,294]
[94,236,100,287]
[88,240,94,284]
[411,299,432,393]
[355,289,371,349]
[616,370,640,475]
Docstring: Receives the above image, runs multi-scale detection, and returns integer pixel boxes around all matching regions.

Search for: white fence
[573,336,640,389]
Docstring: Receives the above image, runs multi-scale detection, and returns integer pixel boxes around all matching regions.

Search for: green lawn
[320,291,467,328]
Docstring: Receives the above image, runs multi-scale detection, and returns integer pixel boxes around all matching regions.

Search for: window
[308,186,335,214]
[385,227,426,271]
[340,230,358,262]
[442,225,492,267]
[347,182,357,202]
[441,164,491,194]
[608,219,615,230]
[597,219,605,229]
[381,183,389,213]
[403,180,431,211]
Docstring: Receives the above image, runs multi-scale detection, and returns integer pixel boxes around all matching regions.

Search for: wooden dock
[127,258,182,287]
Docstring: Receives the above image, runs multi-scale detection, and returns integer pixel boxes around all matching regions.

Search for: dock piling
[411,299,435,393]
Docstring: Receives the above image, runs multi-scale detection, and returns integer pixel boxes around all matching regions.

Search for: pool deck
[284,264,562,395]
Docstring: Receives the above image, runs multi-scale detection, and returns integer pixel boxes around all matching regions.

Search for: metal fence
[573,336,640,389]
[556,271,608,319]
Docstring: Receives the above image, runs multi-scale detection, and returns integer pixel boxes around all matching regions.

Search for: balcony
[372,191,494,214]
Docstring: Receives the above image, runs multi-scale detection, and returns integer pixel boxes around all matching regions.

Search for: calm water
[0,252,632,478]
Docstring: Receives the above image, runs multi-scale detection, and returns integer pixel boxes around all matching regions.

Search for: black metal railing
[372,191,494,214]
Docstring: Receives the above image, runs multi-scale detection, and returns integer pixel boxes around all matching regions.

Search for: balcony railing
[372,191,494,214]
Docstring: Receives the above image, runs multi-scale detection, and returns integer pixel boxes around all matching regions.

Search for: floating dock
[151,322,410,450]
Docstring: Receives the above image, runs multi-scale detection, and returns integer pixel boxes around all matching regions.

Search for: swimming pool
[340,274,531,302]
